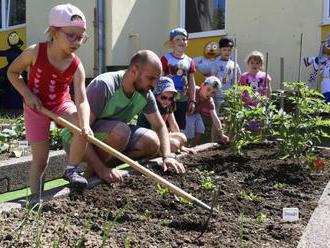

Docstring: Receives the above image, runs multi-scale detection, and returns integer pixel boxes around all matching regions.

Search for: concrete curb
[298,176,330,248]
[0,143,219,213]
[0,150,66,193]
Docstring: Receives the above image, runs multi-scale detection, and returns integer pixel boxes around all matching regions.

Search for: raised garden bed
[0,143,329,247]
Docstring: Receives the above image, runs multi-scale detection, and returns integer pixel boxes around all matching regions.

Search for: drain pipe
[97,0,105,74]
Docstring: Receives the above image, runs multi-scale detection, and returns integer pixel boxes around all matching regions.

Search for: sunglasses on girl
[58,28,88,44]
[160,95,175,101]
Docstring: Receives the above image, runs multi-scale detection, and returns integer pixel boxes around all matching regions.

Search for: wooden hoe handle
[40,107,212,211]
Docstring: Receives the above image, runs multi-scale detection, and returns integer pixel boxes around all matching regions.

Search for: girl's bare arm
[73,62,91,132]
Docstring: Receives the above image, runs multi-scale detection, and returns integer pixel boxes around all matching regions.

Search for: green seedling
[256,213,267,223]
[161,219,172,226]
[33,202,44,248]
[53,216,70,248]
[49,123,63,150]
[201,177,216,191]
[74,215,91,247]
[240,191,264,203]
[273,182,286,189]
[101,208,126,248]
[124,233,135,248]
[174,195,193,207]
[142,209,152,221]
[155,183,170,198]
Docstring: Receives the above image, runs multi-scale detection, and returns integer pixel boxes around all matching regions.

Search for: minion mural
[0,28,26,109]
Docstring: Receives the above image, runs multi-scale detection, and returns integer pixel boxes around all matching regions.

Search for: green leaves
[0,116,63,154]
[224,82,330,163]
[224,85,274,155]
[271,82,330,162]
[155,183,170,198]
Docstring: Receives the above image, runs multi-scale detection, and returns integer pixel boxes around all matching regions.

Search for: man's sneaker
[64,167,88,190]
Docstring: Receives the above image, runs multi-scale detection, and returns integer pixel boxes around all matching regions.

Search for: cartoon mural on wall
[0,29,26,109]
[193,40,220,77]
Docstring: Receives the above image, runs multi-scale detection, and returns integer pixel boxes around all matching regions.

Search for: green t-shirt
[62,70,158,143]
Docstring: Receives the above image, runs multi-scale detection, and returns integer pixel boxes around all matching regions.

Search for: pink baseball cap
[46,3,86,32]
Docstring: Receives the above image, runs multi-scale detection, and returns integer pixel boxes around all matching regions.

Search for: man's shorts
[93,120,150,152]
[24,101,76,143]
[184,113,205,139]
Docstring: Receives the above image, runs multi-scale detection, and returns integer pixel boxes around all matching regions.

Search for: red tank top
[28,42,80,109]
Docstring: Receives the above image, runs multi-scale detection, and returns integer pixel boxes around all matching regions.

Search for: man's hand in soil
[219,133,230,144]
[181,146,197,154]
[100,167,128,183]
[162,157,186,174]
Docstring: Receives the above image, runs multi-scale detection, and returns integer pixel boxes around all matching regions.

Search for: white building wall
[107,0,176,66]
[227,0,322,88]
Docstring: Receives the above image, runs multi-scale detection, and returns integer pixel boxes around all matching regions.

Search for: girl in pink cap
[7,3,92,195]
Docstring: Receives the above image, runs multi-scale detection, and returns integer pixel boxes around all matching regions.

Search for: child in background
[137,77,194,154]
[161,27,196,130]
[184,76,229,146]
[211,38,241,108]
[7,3,92,194]
[239,51,272,107]
[211,38,241,141]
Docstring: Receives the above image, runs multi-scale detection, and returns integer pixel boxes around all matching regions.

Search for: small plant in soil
[273,182,286,189]
[49,122,63,150]
[155,183,170,198]
[256,213,267,223]
[124,233,135,248]
[74,215,91,247]
[239,191,264,203]
[201,177,216,191]
[52,216,70,247]
[174,195,193,207]
[196,169,220,191]
[101,208,125,248]
[142,209,152,221]
[161,219,172,226]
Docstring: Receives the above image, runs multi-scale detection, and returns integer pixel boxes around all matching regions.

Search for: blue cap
[153,77,177,96]
[169,27,188,40]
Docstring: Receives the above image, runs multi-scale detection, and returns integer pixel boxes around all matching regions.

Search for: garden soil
[0,143,329,247]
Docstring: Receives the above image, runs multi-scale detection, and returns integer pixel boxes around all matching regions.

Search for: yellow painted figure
[0,30,26,108]
[193,41,220,77]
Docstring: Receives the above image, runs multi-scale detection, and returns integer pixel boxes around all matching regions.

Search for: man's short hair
[129,50,160,69]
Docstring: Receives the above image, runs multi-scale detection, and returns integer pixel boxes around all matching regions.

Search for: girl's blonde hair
[245,50,264,66]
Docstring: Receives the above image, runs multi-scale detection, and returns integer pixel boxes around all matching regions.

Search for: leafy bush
[224,82,330,164]
[0,116,63,154]
[0,116,25,153]
[270,82,330,162]
[224,85,272,155]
